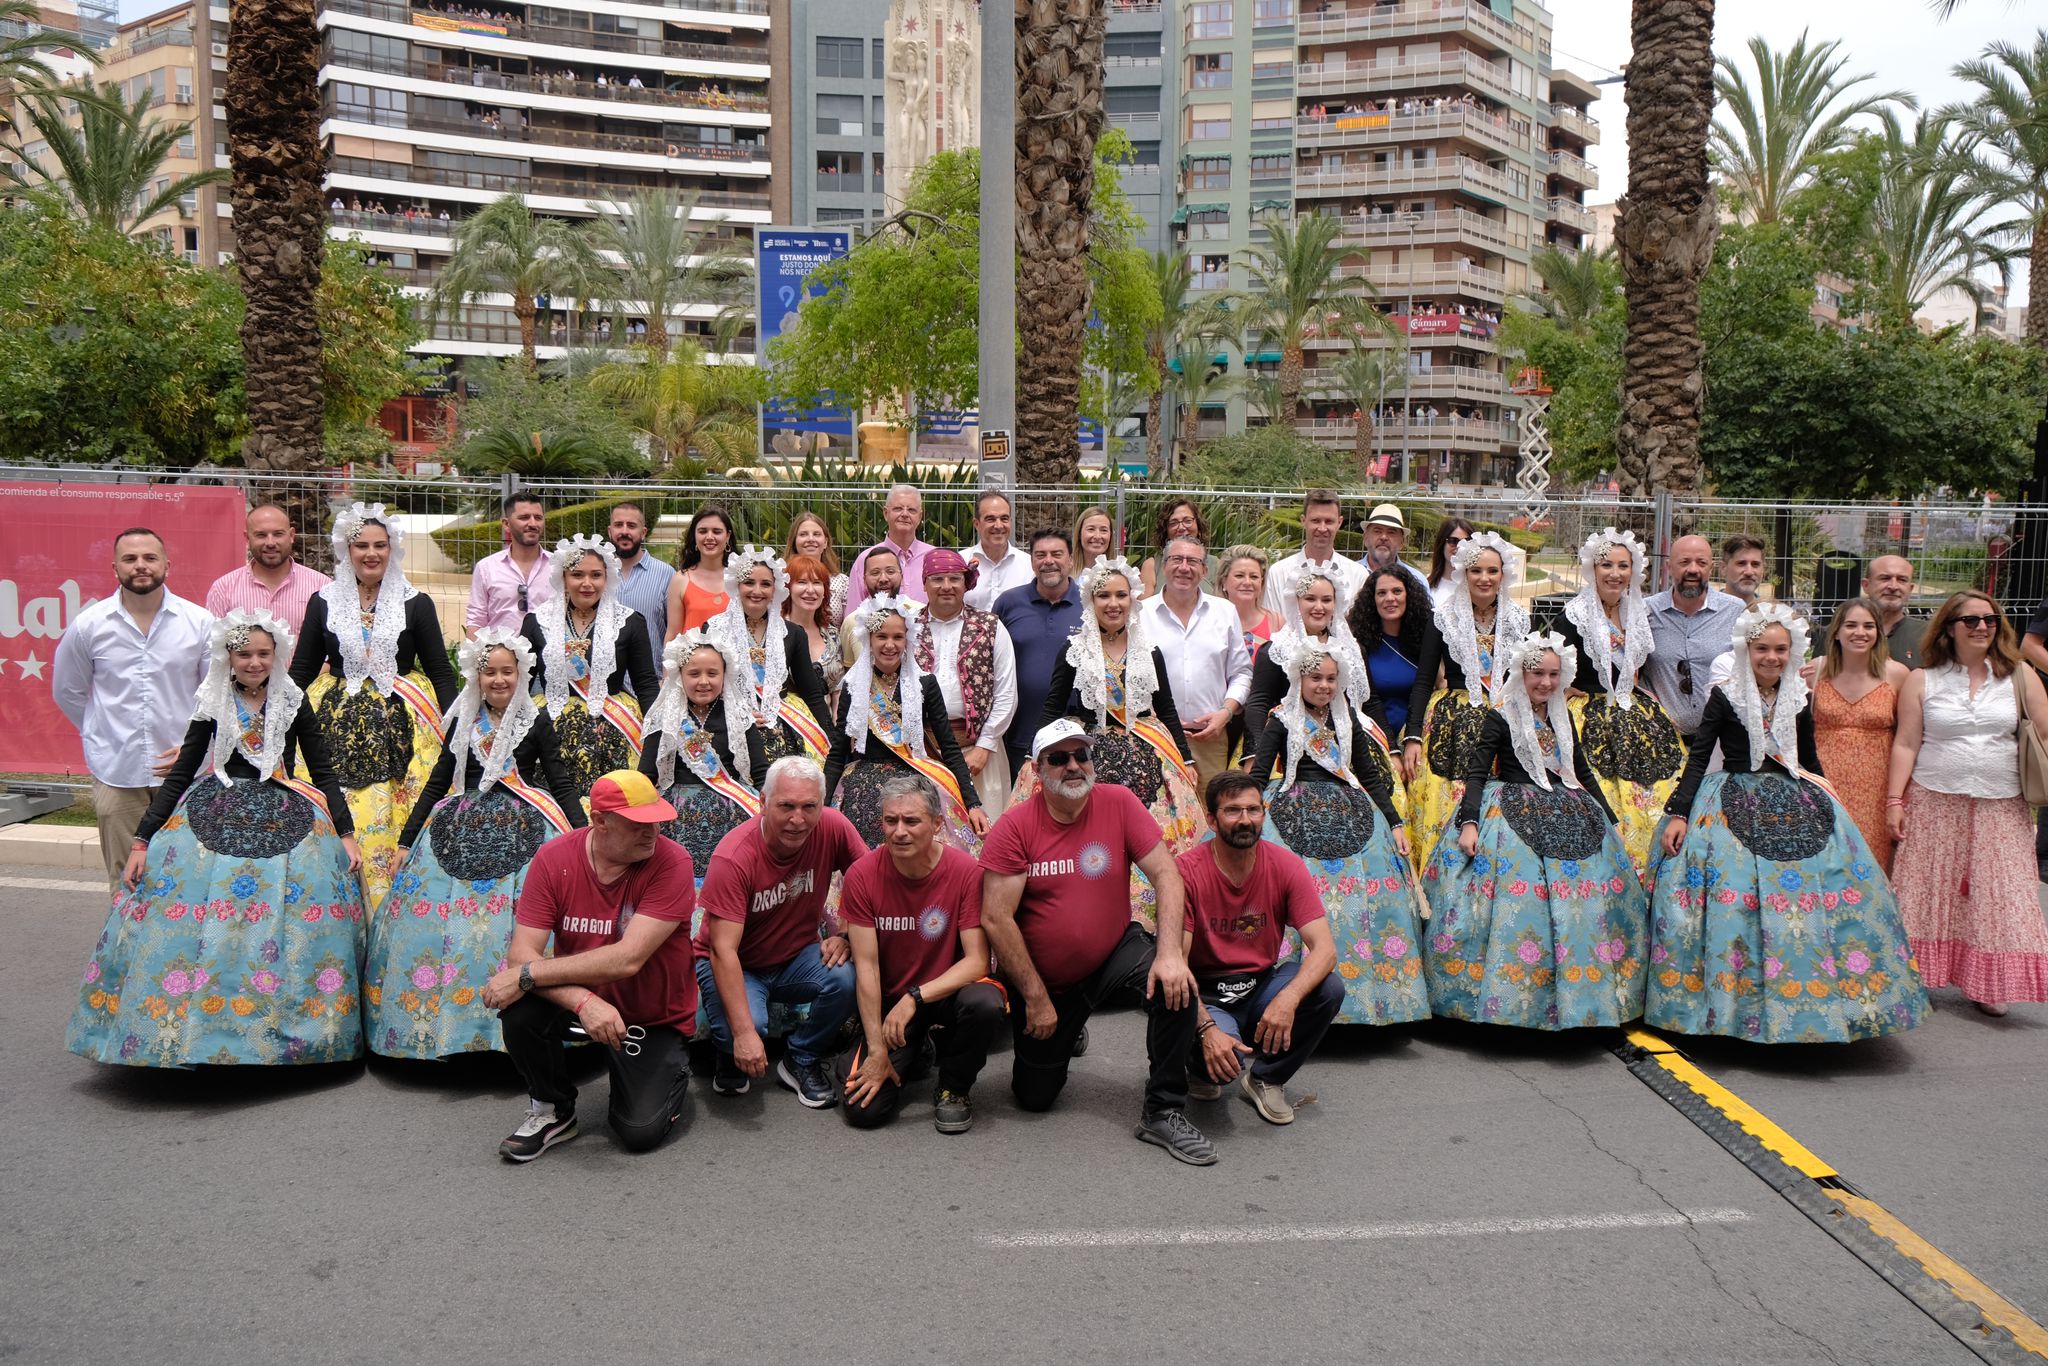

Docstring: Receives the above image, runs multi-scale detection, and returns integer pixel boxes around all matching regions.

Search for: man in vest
[914,548,1018,817]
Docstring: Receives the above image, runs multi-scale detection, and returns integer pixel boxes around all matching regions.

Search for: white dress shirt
[1144,591,1253,721]
[960,541,1034,612]
[922,610,1018,751]
[51,589,213,788]
[1262,549,1368,616]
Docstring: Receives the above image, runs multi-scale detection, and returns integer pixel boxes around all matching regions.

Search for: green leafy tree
[0,78,227,235]
[458,428,611,478]
[1947,32,2048,342]
[1225,209,1390,414]
[577,187,753,359]
[588,339,763,472]
[435,194,599,369]
[1180,422,1367,491]
[0,0,100,88]
[318,238,425,432]
[1864,115,2002,329]
[450,355,642,474]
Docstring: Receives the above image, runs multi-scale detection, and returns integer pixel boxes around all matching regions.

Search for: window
[1131,140,1161,166]
[816,93,864,136]
[817,206,865,224]
[1185,208,1230,241]
[1187,2,1231,39]
[1105,31,1160,60]
[174,66,192,102]
[333,81,405,126]
[816,150,861,185]
[1253,0,1293,24]
[816,36,863,78]
[1190,52,1232,89]
[1105,86,1160,116]
[1186,156,1229,190]
[1252,57,1291,82]
[871,151,884,190]
[1249,153,1289,181]
[591,13,643,35]
[873,37,884,79]
[1190,253,1230,289]
[1251,97,1293,129]
[176,132,195,158]
[1187,105,1230,141]
[872,94,884,136]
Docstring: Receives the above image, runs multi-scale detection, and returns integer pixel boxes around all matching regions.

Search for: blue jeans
[694,941,856,1068]
[1201,958,1344,1086]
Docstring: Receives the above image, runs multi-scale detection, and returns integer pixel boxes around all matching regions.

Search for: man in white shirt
[961,489,1032,612]
[1146,537,1252,796]
[1262,489,1366,618]
[916,550,1018,816]
[51,528,214,894]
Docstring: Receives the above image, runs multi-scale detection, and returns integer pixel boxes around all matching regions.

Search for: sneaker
[777,1056,839,1109]
[498,1100,577,1163]
[1239,1071,1296,1125]
[933,1087,974,1134]
[1187,1073,1223,1102]
[711,1052,750,1096]
[1134,1108,1218,1166]
[1976,1000,2011,1018]
[1072,1024,1090,1057]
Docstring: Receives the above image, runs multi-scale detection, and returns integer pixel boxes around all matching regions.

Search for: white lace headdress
[1497,631,1580,792]
[1269,560,1373,715]
[1277,642,1359,791]
[642,629,755,789]
[536,534,628,721]
[1275,555,1358,635]
[1067,556,1159,730]
[317,501,415,695]
[711,545,792,727]
[191,608,303,786]
[1562,527,1653,710]
[1432,530,1529,705]
[1726,603,1811,777]
[441,628,540,796]
[843,593,927,759]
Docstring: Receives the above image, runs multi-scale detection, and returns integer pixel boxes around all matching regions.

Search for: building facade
[769,0,888,232]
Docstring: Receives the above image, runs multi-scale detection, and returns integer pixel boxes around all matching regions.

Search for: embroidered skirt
[67,776,366,1067]
[550,691,643,814]
[1646,772,1927,1042]
[1892,783,2048,1005]
[306,670,444,912]
[1422,781,1648,1030]
[1569,690,1684,881]
[657,778,758,887]
[1406,689,1493,876]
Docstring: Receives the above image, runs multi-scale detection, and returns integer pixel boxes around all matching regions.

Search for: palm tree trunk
[1145,340,1165,474]
[516,297,538,370]
[1014,0,1106,487]
[1357,413,1376,479]
[1279,342,1305,415]
[648,316,669,359]
[226,0,328,560]
[1178,391,1202,456]
[1614,0,1717,498]
[2028,220,2048,346]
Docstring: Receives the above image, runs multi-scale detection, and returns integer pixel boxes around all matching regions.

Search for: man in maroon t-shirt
[1177,771,1342,1127]
[980,720,1212,1165]
[694,755,866,1108]
[482,771,697,1162]
[840,773,1006,1134]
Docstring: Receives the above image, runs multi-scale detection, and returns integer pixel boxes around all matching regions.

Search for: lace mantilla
[193,607,305,786]
[1498,630,1580,792]
[644,628,755,788]
[712,545,792,727]
[1433,530,1528,705]
[1277,642,1360,791]
[1068,556,1159,728]
[1562,526,1653,711]
[1726,602,1811,777]
[844,594,927,759]
[442,628,540,795]
[535,535,628,721]
[318,501,417,696]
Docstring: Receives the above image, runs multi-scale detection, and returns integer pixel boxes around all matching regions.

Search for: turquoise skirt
[1422,780,1648,1030]
[1646,771,1926,1042]
[67,776,366,1067]
[1263,780,1430,1025]
[364,785,566,1058]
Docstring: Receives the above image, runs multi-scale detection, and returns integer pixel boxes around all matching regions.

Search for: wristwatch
[907,985,925,1011]
[518,962,534,994]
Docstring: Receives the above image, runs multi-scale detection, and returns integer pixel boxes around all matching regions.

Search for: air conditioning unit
[210,41,226,56]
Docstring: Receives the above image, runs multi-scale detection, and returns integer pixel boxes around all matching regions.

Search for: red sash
[680,735,762,817]
[391,674,446,743]
[495,771,574,835]
[270,772,334,822]
[779,696,831,759]
[874,731,971,819]
[1111,704,1197,788]
[573,676,644,752]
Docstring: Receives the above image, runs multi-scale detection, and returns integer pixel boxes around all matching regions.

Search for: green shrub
[430,491,680,571]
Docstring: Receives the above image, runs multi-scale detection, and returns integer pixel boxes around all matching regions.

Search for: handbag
[2012,667,2048,807]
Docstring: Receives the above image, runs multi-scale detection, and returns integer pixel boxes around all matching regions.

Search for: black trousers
[500,995,691,1154]
[841,981,1007,1129]
[1010,922,1200,1117]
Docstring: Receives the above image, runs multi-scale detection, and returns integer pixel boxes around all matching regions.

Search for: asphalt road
[2,864,2037,1366]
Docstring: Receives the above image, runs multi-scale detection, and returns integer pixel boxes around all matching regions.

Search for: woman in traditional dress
[1423,632,1648,1030]
[638,628,767,885]
[367,629,585,1059]
[1249,645,1430,1025]
[783,554,845,702]
[784,510,849,626]
[289,502,458,909]
[664,501,735,640]
[713,545,835,765]
[1888,592,2048,1016]
[1402,531,1528,873]
[519,534,659,805]
[1650,603,1926,1042]
[824,593,988,850]
[69,609,367,1068]
[1553,528,1685,879]
[1349,564,1430,745]
[1813,596,1907,873]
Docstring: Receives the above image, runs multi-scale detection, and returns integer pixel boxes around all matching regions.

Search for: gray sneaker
[933,1087,974,1134]
[1134,1108,1218,1166]
[1239,1071,1295,1125]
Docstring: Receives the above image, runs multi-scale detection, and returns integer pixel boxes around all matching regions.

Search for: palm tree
[1015,0,1108,485]
[1614,0,1717,498]
[1710,31,1911,225]
[1228,209,1389,418]
[0,0,98,89]
[1948,32,2048,343]
[0,79,226,234]
[1142,249,1190,475]
[1161,332,1232,464]
[1325,342,1407,478]
[589,340,762,471]
[435,194,599,369]
[578,187,753,359]
[1864,115,2001,328]
[459,427,611,478]
[1528,244,1618,329]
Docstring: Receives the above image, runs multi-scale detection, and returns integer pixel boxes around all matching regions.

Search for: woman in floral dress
[638,628,767,885]
[519,534,659,808]
[712,545,835,766]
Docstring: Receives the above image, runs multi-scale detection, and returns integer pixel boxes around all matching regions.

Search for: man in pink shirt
[204,503,331,634]
[844,483,936,615]
[465,491,552,635]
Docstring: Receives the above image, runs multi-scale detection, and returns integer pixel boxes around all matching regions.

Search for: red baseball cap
[588,770,677,823]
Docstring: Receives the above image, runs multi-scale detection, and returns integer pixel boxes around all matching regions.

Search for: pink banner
[1,483,246,774]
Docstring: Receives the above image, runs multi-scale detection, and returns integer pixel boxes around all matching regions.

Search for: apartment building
[1173,0,1598,488]
[98,5,225,266]
[768,0,887,232]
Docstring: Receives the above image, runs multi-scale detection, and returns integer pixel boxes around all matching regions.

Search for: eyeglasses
[1165,556,1206,569]
[1677,659,1694,697]
[1041,747,1093,769]
[1953,614,1999,631]
[517,582,530,614]
[568,1021,648,1056]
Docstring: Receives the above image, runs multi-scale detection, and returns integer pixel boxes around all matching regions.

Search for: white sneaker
[499,1100,579,1162]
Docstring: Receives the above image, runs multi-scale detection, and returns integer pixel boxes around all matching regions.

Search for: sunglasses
[517,582,530,613]
[1042,747,1093,769]
[1677,658,1693,697]
[1953,614,1999,631]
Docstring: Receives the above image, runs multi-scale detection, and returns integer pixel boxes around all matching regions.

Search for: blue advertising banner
[756,226,853,437]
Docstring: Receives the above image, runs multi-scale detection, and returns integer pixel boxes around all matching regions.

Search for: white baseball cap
[1032,719,1090,760]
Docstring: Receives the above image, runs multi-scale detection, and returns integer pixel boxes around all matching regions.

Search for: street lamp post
[1399,211,1420,485]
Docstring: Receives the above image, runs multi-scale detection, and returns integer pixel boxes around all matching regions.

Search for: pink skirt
[1892,783,2048,1005]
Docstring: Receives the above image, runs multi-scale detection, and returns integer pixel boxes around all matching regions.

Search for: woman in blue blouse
[1349,565,1431,738]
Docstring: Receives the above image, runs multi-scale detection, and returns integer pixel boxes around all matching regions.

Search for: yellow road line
[1831,1191,2048,1356]
[1622,1027,1836,1180]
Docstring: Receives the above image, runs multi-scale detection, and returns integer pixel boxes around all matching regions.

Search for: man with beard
[845,484,935,614]
[52,528,213,893]
[979,721,1211,1164]
[204,502,330,633]
[1360,503,1430,601]
[1719,535,1769,607]
[1176,772,1342,1126]
[1863,554,1925,669]
[607,501,674,660]
[1643,534,1744,740]
[994,530,1083,777]
[466,491,552,635]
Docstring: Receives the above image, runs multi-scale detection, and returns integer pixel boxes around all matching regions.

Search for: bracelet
[1885,797,1905,807]
[572,991,593,1015]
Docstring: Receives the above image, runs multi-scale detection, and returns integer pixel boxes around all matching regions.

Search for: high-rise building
[770,0,888,232]
[1105,0,1175,258]
[96,5,224,267]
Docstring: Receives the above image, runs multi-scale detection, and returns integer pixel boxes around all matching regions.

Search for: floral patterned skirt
[550,692,642,815]
[1892,784,2048,1005]
[1422,780,1648,1030]
[1570,690,1683,882]
[1407,690,1493,876]
[1646,772,1926,1042]
[657,779,756,886]
[66,776,366,1067]
[839,756,984,858]
[1264,780,1429,1025]
[363,786,567,1058]
[306,671,444,913]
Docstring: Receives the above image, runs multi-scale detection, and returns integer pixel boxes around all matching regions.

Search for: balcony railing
[1334,206,1517,253]
[323,0,771,67]
[1297,0,1525,50]
[1297,154,1526,201]
[324,99,768,163]
[1541,195,1594,231]
[327,154,772,209]
[1295,104,1531,155]
[1546,148,1598,189]
[1335,260,1506,297]
[122,26,193,57]
[1548,103,1599,144]
[320,42,770,114]
[427,317,757,349]
[327,203,744,243]
[1298,415,1510,447]
[1296,50,1513,100]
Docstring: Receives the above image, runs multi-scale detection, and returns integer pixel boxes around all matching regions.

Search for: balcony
[328,203,744,244]
[1297,0,1523,51]
[1298,415,1510,449]
[1334,206,1517,254]
[1297,154,1526,203]
[1295,104,1531,157]
[327,154,772,210]
[322,0,772,69]
[325,99,768,166]
[427,317,756,350]
[122,26,194,57]
[1296,50,1513,101]
[1541,195,1594,233]
[1335,259,1506,299]
[1302,362,1506,401]
[1549,102,1599,145]
[320,42,770,116]
[1547,149,1597,190]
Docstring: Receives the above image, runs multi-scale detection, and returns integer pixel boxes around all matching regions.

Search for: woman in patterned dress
[1553,528,1685,879]
[366,628,586,1059]
[519,535,659,807]
[1812,597,1907,873]
[69,609,366,1068]
[1650,603,1926,1042]
[289,502,458,910]
[1402,532,1528,873]
[1249,644,1430,1026]
[712,545,835,766]
[638,627,767,886]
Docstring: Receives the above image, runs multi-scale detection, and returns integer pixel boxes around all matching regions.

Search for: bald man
[1643,534,1745,739]
[1863,554,1925,669]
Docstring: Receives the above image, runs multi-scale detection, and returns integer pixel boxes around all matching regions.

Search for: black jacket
[289,590,459,707]
[1666,688,1823,817]
[1248,707,1401,826]
[1039,646,1193,763]
[137,709,352,844]
[1406,619,1502,743]
[518,610,660,706]
[824,673,980,808]
[1456,710,1615,828]
[398,712,586,849]
[636,698,769,791]
[1243,644,1391,751]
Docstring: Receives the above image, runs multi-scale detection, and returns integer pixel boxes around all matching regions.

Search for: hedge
[429,493,680,572]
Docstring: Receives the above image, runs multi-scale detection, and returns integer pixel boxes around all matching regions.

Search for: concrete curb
[0,825,102,871]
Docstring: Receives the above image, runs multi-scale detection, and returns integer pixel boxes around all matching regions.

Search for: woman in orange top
[665,502,735,640]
